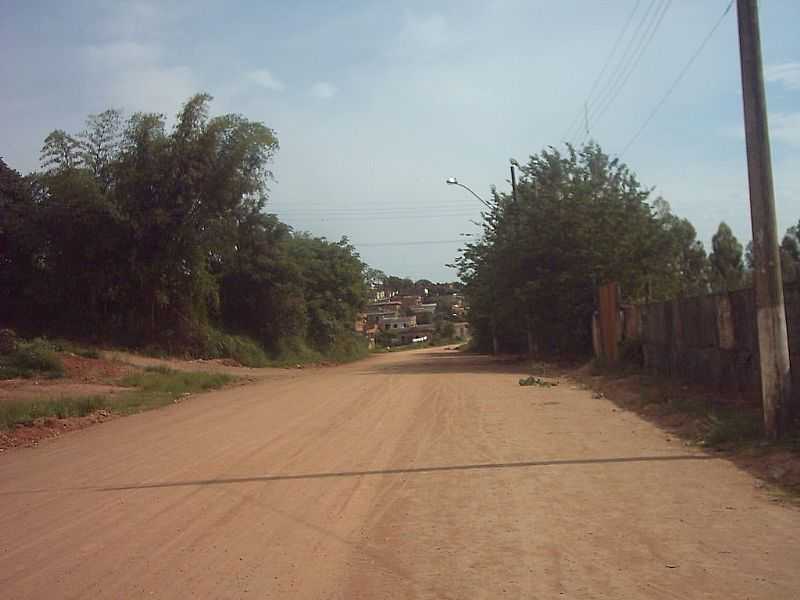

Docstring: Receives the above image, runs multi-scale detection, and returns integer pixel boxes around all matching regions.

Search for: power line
[585,0,672,139]
[277,213,477,222]
[560,0,643,143]
[354,239,465,247]
[269,204,482,215]
[565,0,663,144]
[619,0,734,156]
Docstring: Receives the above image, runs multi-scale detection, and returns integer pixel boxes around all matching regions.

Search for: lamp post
[445,177,494,210]
[445,176,499,354]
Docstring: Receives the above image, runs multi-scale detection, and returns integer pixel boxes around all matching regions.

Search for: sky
[2,0,800,281]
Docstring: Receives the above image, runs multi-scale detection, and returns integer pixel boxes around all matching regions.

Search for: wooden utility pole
[736,0,792,438]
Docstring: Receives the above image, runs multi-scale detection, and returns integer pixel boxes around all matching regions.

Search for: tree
[780,221,800,282]
[709,222,745,292]
[79,109,123,191]
[2,93,369,360]
[456,143,673,354]
[40,130,81,173]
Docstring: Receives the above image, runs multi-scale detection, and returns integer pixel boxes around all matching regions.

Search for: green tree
[780,221,800,282]
[455,143,704,355]
[709,222,745,292]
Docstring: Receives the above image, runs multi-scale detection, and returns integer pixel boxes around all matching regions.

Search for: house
[378,314,417,331]
[365,301,402,327]
[408,302,437,324]
[398,295,422,308]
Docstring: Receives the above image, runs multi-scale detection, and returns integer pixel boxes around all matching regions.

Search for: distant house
[407,302,437,325]
[398,295,422,308]
[365,301,402,326]
[378,314,417,331]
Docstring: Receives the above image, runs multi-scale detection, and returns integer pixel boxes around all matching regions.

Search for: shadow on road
[100,454,714,492]
[359,350,538,376]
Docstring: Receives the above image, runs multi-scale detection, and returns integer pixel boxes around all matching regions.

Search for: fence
[631,283,799,404]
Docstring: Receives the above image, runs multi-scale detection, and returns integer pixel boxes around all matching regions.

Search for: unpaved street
[1,348,799,599]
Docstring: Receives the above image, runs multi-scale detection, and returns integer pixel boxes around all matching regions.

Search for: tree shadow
[358,350,536,376]
[100,454,714,492]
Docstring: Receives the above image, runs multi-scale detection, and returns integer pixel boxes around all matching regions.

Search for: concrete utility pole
[736,0,792,438]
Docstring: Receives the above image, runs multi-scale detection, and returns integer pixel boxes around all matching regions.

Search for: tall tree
[709,222,745,291]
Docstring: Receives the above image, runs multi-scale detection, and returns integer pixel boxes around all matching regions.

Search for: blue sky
[2,1,799,280]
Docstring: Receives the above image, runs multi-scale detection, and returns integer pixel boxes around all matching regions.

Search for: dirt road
[1,349,798,599]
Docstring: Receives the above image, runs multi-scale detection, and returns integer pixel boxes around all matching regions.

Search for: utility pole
[510,160,534,356]
[736,0,792,438]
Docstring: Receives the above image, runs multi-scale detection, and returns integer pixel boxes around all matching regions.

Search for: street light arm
[452,182,494,210]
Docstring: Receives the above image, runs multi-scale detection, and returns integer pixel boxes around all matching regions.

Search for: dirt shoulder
[0,350,256,452]
[565,362,800,500]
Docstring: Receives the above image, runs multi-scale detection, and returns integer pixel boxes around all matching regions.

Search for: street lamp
[445,177,494,210]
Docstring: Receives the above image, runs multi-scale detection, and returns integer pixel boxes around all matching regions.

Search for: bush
[704,409,763,446]
[3,339,65,377]
[202,329,270,367]
[325,332,369,363]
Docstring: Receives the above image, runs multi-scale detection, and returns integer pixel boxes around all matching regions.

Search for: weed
[120,367,233,395]
[0,339,65,379]
[203,330,270,367]
[0,396,108,429]
[519,376,557,387]
[51,339,101,359]
[704,408,763,447]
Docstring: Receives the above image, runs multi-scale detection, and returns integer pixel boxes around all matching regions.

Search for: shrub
[704,409,763,446]
[6,339,65,376]
[202,329,270,367]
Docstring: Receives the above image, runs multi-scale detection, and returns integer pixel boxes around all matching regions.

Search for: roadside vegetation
[455,143,800,356]
[0,94,369,367]
[0,365,234,430]
[0,338,65,380]
[586,359,766,448]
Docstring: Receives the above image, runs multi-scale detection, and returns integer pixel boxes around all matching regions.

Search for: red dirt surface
[1,348,799,598]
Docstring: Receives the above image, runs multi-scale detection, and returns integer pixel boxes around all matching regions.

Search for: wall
[636,283,799,404]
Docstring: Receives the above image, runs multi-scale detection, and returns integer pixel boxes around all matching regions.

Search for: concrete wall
[637,283,799,404]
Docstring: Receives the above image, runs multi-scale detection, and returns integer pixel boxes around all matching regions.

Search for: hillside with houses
[355,279,469,349]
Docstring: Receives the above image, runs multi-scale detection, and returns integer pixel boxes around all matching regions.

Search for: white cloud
[765,62,800,90]
[82,42,198,114]
[246,69,285,92]
[310,82,337,99]
[770,112,800,147]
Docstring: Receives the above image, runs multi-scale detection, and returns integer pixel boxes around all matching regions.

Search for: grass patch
[0,396,109,428]
[704,408,764,447]
[120,367,233,395]
[51,339,101,359]
[1,367,235,430]
[0,338,65,379]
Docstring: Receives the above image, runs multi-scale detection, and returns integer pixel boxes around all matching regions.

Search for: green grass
[0,396,109,429]
[51,339,101,359]
[203,330,270,367]
[120,366,233,394]
[0,338,65,379]
[704,408,764,447]
[1,367,235,430]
